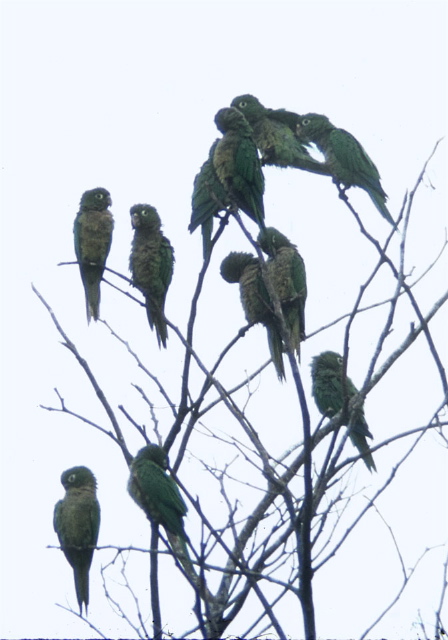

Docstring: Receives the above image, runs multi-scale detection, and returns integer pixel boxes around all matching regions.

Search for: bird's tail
[348,421,377,472]
[367,188,398,231]
[267,325,285,381]
[81,265,103,323]
[145,297,168,349]
[73,565,89,616]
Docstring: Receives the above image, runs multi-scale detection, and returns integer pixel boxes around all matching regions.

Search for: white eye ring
[68,473,76,483]
[239,101,247,108]
[302,119,311,126]
[96,193,104,199]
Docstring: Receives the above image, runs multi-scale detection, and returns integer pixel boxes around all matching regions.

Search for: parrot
[128,444,216,603]
[221,250,288,380]
[258,227,307,362]
[53,466,101,615]
[74,187,114,323]
[213,107,266,231]
[311,351,377,472]
[128,444,188,540]
[129,205,175,348]
[230,94,330,176]
[189,139,230,260]
[295,113,397,230]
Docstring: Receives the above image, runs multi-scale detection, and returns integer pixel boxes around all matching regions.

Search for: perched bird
[129,205,175,348]
[311,351,377,472]
[74,187,114,323]
[221,250,289,380]
[53,466,101,615]
[258,227,307,362]
[295,114,397,229]
[213,107,266,230]
[189,139,230,260]
[230,94,330,175]
[128,444,188,540]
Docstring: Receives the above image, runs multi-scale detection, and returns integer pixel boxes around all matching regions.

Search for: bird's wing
[159,237,175,291]
[330,128,381,183]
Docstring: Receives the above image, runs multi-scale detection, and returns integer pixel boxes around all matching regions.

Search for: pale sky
[1,1,447,638]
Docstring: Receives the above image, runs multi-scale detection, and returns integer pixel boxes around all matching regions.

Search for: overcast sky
[1,1,447,638]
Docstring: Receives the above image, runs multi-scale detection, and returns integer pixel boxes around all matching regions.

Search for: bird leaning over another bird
[295,113,397,230]
[53,466,101,615]
[129,204,175,349]
[74,187,114,323]
[258,227,307,365]
[311,350,377,472]
[230,93,330,176]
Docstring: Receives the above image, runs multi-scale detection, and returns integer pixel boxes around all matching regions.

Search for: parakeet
[189,139,230,260]
[295,114,397,229]
[311,351,377,472]
[230,94,330,176]
[129,205,175,349]
[258,227,307,362]
[53,466,101,615]
[220,251,287,380]
[213,107,266,230]
[128,444,188,540]
[74,187,114,323]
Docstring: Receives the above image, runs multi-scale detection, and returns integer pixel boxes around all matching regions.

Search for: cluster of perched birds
[62,93,384,613]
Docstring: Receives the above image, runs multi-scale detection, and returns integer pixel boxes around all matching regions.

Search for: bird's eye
[68,473,76,483]
[337,357,343,365]
[239,101,247,108]
[302,119,311,126]
[96,193,104,200]
[141,209,148,216]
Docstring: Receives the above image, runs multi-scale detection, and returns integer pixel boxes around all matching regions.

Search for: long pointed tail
[367,189,398,231]
[73,566,89,615]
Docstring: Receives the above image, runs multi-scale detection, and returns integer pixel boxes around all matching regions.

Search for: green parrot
[129,205,175,349]
[221,251,288,380]
[258,227,307,362]
[311,351,377,472]
[53,466,101,615]
[189,139,230,260]
[74,187,114,323]
[128,444,188,540]
[295,114,397,230]
[230,94,330,176]
[213,107,266,231]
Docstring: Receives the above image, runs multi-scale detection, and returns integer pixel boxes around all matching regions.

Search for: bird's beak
[131,213,140,228]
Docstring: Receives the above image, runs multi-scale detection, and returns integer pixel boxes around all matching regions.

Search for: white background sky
[1,1,447,638]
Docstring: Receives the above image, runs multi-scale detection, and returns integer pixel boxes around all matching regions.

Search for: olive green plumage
[128,444,188,540]
[189,139,230,260]
[311,351,377,472]
[129,205,175,349]
[295,114,397,230]
[230,94,329,176]
[213,107,266,230]
[53,466,101,615]
[221,247,305,381]
[74,187,114,323]
[258,227,307,363]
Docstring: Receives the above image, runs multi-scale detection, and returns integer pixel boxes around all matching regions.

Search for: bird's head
[220,251,258,283]
[230,94,265,124]
[258,227,295,256]
[130,204,161,231]
[134,444,169,470]
[295,114,332,141]
[60,466,97,490]
[214,107,252,135]
[80,187,112,211]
